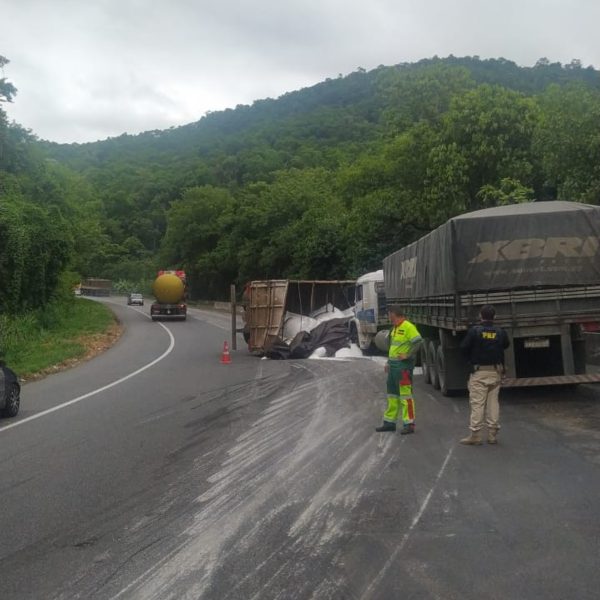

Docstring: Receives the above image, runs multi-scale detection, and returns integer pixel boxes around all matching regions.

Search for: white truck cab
[350,270,389,351]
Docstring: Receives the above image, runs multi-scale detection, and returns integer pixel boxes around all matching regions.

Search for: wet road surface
[1,300,599,599]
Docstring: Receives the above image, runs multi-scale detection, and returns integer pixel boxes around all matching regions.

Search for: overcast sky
[1,0,599,144]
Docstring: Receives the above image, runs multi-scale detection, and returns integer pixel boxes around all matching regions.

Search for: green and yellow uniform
[384,319,422,426]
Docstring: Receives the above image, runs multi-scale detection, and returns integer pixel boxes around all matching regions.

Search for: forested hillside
[5,55,600,302]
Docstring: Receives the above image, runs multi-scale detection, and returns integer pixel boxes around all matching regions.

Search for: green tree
[533,83,600,202]
[439,84,538,207]
[0,55,17,103]
[378,64,475,133]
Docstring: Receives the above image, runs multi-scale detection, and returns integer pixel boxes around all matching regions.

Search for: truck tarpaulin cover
[384,201,600,298]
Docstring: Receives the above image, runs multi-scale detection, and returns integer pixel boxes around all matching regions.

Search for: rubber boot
[400,423,415,435]
[460,431,483,445]
[488,428,499,445]
[375,421,396,432]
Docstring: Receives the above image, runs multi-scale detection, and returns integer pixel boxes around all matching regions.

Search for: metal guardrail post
[230,284,237,350]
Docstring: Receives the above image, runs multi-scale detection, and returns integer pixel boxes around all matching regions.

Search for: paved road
[1,299,599,599]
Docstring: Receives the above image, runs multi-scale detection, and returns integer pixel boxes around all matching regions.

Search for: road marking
[428,391,460,413]
[363,446,455,598]
[189,314,230,332]
[0,322,175,434]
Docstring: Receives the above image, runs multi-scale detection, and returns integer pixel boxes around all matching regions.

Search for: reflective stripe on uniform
[384,395,400,423]
[384,347,418,425]
[403,397,415,423]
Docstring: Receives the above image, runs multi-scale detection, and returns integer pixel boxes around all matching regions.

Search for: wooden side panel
[247,280,288,353]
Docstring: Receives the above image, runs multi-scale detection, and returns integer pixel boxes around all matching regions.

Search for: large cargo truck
[349,270,390,351]
[243,279,356,355]
[150,270,187,321]
[383,201,600,395]
[80,278,112,297]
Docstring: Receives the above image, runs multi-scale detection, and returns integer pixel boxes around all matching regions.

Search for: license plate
[524,337,550,349]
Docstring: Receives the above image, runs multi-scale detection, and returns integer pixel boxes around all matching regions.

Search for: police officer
[459,304,510,445]
[375,305,423,434]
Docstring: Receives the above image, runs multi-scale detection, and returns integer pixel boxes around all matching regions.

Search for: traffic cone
[220,341,232,364]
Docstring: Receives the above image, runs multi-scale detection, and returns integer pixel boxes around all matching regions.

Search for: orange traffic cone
[220,341,232,364]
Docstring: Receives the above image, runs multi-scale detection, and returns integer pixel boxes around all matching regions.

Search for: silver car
[127,293,144,306]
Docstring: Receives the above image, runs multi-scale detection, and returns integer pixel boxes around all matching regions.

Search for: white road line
[0,321,175,434]
[188,308,243,334]
[189,314,230,332]
[363,446,455,599]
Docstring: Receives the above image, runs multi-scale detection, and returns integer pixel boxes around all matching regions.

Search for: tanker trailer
[150,270,187,321]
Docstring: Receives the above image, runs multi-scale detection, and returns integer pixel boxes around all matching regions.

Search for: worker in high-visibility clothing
[376,305,423,434]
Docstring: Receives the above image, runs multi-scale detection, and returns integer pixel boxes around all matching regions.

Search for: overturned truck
[243,280,356,358]
[384,201,600,395]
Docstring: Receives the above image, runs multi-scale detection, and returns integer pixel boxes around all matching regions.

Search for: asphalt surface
[1,299,600,599]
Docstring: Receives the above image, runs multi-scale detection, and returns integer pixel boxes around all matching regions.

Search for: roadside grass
[0,298,119,378]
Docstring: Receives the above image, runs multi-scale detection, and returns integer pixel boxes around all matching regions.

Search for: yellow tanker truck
[150,270,187,321]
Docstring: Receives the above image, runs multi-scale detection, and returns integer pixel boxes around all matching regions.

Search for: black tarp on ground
[384,201,600,299]
[265,318,351,360]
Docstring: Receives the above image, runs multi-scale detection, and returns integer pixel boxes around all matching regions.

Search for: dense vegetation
[1,56,105,314]
[0,296,116,377]
[1,55,116,367]
[3,54,600,305]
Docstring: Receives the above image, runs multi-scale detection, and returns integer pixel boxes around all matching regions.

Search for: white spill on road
[111,356,433,600]
[111,361,399,600]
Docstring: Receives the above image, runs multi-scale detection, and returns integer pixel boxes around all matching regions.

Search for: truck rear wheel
[429,340,440,390]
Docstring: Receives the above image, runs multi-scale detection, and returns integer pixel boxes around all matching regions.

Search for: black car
[0,362,20,418]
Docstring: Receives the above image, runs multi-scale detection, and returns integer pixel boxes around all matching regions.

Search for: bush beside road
[0,297,120,380]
